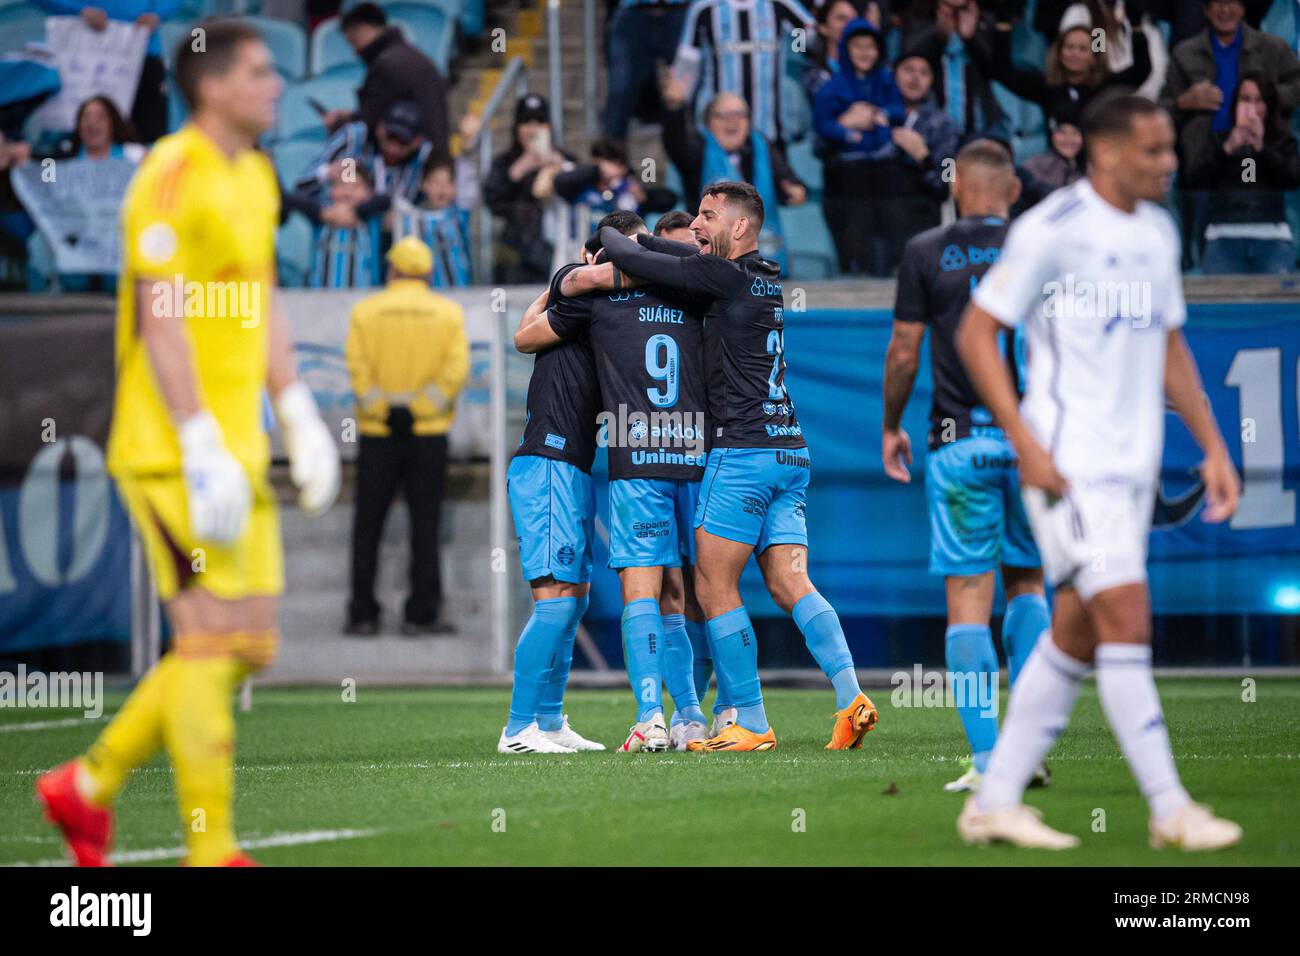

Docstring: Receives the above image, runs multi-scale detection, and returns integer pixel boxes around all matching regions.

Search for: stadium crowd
[1,0,1299,289]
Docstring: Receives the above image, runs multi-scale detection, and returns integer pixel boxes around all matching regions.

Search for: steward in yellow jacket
[345,236,469,635]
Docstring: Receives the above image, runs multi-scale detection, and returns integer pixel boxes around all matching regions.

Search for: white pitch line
[0,716,109,733]
[7,827,384,867]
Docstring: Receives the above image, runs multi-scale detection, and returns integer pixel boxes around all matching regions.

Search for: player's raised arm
[268,292,341,514]
[957,303,1065,496]
[1164,329,1239,523]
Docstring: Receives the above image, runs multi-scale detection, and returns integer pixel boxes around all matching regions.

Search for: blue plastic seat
[244,15,307,80]
[277,76,358,142]
[0,4,48,55]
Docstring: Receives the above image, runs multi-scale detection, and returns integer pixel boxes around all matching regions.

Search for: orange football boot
[826,692,878,749]
[35,760,114,867]
[686,723,777,752]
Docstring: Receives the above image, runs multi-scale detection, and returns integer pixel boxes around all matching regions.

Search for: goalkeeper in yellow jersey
[36,19,340,867]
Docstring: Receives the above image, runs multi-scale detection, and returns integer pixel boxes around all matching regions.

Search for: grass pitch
[2,679,1297,866]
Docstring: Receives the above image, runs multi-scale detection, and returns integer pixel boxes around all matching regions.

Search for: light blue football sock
[506,597,576,735]
[622,598,664,721]
[946,623,1000,773]
[537,593,587,731]
[661,613,707,725]
[793,591,861,709]
[708,606,766,733]
[1002,593,1050,687]
[685,618,713,708]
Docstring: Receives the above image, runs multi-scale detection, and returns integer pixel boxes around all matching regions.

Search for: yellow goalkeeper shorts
[115,472,284,602]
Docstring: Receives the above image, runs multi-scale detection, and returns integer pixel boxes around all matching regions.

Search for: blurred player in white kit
[954,94,1244,851]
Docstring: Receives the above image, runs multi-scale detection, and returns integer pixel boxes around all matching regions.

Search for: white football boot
[1149,803,1242,852]
[1028,762,1052,788]
[709,707,737,737]
[539,715,606,752]
[944,766,982,793]
[497,722,577,754]
[619,712,670,753]
[669,720,709,751]
[958,797,1080,849]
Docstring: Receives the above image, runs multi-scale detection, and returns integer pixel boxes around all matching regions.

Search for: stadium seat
[277,76,358,142]
[315,60,365,85]
[0,4,48,55]
[272,138,323,191]
[159,20,195,69]
[244,15,308,80]
[459,0,483,38]
[387,6,453,74]
[310,17,358,76]
[167,76,189,133]
[780,74,810,144]
[780,201,836,280]
[785,135,822,193]
[277,210,314,288]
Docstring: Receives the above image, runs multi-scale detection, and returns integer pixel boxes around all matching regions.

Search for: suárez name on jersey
[637,305,685,324]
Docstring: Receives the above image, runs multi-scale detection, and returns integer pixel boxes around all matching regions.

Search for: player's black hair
[590,138,629,167]
[700,180,764,231]
[654,210,694,236]
[596,210,646,237]
[1082,91,1162,141]
[584,210,646,258]
[955,137,1014,170]
[421,152,455,180]
[341,2,387,30]
[174,18,264,110]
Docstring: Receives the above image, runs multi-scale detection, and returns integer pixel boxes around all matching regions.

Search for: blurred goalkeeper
[36,20,340,867]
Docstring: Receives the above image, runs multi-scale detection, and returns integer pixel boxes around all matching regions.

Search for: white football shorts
[1022,478,1156,602]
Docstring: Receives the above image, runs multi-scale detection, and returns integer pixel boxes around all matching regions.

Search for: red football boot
[35,761,114,867]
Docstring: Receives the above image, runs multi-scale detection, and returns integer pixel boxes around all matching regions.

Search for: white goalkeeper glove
[179,411,252,545]
[275,381,340,515]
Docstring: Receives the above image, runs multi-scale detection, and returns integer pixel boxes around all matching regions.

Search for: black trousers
[349,432,448,626]
[131,55,168,144]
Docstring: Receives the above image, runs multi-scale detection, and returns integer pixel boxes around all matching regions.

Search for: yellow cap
[386,236,434,277]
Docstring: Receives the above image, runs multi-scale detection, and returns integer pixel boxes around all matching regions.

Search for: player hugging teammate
[503,182,878,754]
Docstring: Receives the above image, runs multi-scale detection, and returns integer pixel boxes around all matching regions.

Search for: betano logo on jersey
[1041,274,1160,328]
[596,404,707,462]
[940,244,1001,272]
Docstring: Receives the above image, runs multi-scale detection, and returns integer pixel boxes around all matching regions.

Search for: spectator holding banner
[30,0,175,142]
[345,236,470,636]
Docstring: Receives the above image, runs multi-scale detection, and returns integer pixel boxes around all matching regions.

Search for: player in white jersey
[953,94,1244,851]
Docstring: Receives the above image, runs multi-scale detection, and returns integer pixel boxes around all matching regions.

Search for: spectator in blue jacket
[813,18,906,275]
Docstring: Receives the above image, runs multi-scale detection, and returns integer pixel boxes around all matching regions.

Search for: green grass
[2,679,1297,866]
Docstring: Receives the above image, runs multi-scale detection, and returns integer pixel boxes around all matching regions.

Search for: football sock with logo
[506,597,575,735]
[622,598,664,721]
[945,624,1000,774]
[77,654,180,806]
[708,606,767,733]
[661,613,707,725]
[536,594,587,732]
[1002,592,1051,687]
[163,651,244,867]
[977,634,1088,813]
[1095,643,1192,822]
[792,592,860,709]
[685,618,713,706]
